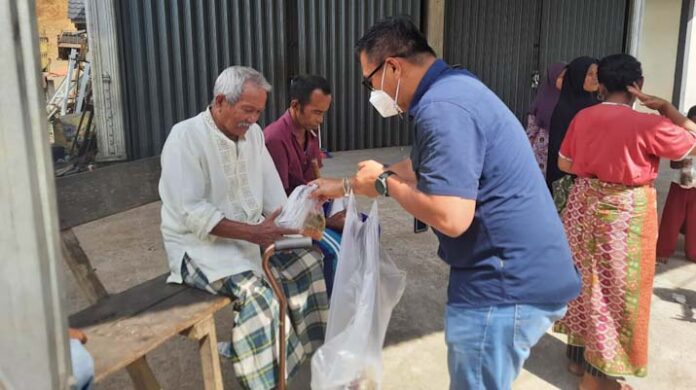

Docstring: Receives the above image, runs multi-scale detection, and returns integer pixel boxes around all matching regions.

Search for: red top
[264,111,322,194]
[560,103,696,186]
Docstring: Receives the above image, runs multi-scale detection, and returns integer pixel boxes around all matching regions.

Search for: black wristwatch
[375,171,396,197]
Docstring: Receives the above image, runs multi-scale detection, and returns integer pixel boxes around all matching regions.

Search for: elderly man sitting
[159,66,328,390]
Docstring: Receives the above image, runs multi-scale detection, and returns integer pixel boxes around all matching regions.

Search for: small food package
[276,184,326,240]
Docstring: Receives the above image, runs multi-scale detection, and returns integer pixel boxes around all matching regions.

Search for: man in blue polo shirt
[312,17,581,389]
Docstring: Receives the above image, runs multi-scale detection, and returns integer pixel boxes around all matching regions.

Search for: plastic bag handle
[274,236,313,251]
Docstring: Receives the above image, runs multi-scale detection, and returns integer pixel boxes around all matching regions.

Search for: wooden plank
[74,288,230,382]
[183,316,211,341]
[60,229,109,303]
[55,157,161,230]
[125,357,162,390]
[69,274,182,328]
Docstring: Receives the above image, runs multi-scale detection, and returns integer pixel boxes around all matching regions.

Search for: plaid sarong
[181,249,328,390]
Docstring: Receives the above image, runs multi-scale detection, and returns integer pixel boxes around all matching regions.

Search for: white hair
[212,66,272,105]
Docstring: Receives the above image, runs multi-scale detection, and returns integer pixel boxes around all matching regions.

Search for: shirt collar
[409,59,450,112]
[204,107,246,141]
[281,110,317,139]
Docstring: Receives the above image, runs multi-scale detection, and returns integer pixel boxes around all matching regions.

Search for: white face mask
[369,69,402,118]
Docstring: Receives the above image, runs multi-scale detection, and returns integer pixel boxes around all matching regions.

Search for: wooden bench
[57,157,231,389]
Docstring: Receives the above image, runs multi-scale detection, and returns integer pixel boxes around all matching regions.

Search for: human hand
[627,83,669,112]
[326,210,346,232]
[69,328,88,344]
[252,208,300,249]
[309,177,345,202]
[354,160,385,198]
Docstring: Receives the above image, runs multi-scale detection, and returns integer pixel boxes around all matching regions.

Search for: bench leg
[126,356,161,390]
[184,315,224,390]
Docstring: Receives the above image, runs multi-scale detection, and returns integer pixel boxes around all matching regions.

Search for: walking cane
[262,236,314,390]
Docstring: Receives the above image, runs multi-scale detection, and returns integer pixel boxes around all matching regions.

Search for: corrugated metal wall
[444,0,628,122]
[444,0,542,123]
[115,0,288,159]
[115,0,421,159]
[297,0,422,151]
[539,0,627,71]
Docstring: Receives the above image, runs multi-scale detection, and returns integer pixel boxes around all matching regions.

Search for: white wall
[637,0,683,108]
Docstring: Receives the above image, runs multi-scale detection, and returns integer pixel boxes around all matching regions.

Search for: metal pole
[61,48,78,115]
[262,244,287,390]
[75,62,91,114]
[85,0,127,161]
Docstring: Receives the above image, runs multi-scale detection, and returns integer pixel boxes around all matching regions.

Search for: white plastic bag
[328,197,347,217]
[311,193,407,390]
[276,184,325,240]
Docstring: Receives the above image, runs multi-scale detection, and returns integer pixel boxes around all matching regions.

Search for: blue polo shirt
[409,60,581,307]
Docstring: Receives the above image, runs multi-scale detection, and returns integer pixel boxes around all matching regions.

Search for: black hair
[598,54,643,93]
[688,105,696,120]
[355,16,435,64]
[288,75,331,106]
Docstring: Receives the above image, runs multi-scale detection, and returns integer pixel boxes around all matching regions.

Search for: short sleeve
[413,101,484,200]
[645,117,696,160]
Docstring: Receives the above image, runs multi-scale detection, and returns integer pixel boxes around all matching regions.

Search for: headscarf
[546,56,599,189]
[529,62,566,130]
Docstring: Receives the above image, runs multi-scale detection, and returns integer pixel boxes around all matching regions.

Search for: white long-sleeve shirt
[159,109,287,283]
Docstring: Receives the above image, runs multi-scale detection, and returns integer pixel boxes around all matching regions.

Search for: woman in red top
[554,54,696,390]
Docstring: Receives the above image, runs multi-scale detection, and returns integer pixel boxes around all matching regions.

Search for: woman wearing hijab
[554,54,696,389]
[526,62,567,175]
[546,57,599,207]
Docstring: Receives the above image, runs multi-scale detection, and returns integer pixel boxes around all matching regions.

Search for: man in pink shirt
[265,75,328,194]
[264,75,345,295]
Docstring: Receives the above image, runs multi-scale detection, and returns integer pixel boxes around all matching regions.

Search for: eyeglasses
[361,61,385,91]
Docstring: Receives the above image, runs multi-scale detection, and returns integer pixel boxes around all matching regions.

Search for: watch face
[375,177,386,195]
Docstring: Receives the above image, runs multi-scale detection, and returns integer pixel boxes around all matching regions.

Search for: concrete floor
[62,147,696,389]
